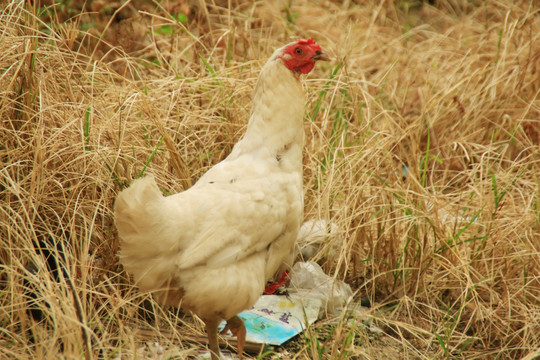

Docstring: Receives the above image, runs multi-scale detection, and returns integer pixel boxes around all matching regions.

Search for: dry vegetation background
[1,0,539,359]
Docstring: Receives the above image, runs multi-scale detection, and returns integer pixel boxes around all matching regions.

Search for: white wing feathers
[116,166,295,273]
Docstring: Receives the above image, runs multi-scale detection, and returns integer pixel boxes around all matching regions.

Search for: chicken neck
[227,55,306,168]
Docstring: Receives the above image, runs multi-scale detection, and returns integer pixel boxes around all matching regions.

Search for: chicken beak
[312,51,331,61]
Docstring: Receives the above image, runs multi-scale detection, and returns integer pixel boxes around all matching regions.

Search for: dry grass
[1,0,539,359]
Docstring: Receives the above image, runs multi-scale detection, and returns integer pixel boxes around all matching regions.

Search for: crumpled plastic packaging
[296,219,340,260]
[288,261,353,319]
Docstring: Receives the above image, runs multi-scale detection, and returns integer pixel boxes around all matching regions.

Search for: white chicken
[115,38,329,359]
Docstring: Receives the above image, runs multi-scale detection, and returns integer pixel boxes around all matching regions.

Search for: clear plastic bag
[288,261,353,319]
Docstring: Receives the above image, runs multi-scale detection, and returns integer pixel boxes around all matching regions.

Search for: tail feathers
[114,175,164,242]
[115,175,182,294]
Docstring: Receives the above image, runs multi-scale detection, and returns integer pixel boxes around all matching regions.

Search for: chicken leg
[204,318,221,360]
[221,315,246,359]
[205,315,246,360]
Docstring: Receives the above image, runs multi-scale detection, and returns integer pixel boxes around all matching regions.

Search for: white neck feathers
[229,48,305,159]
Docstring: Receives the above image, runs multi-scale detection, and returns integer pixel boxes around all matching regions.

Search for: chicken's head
[281,38,330,74]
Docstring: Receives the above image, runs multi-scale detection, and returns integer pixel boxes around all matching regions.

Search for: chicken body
[115,39,328,359]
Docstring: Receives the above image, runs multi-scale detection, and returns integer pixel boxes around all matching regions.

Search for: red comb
[296,38,321,52]
[297,37,316,45]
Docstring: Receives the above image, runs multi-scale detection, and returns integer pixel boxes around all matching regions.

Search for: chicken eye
[294,47,303,56]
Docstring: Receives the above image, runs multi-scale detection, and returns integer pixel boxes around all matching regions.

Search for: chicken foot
[220,315,246,359]
[204,315,246,360]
